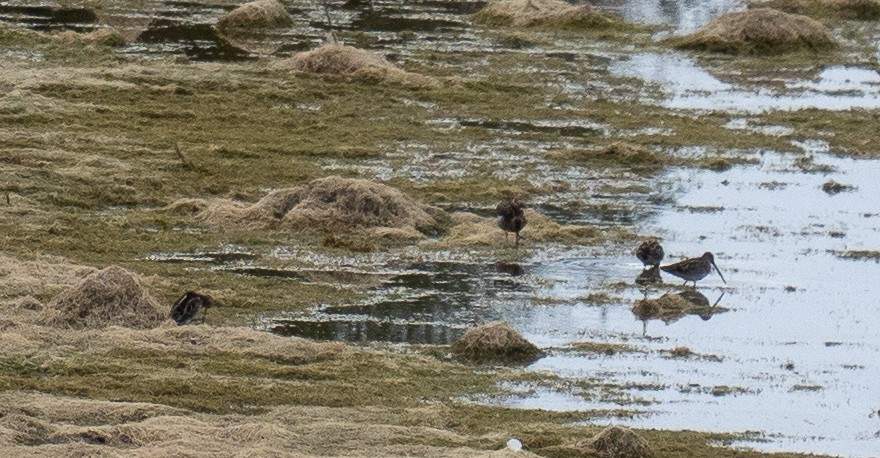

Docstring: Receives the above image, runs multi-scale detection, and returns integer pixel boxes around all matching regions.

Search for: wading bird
[171,291,214,325]
[636,240,664,270]
[497,200,528,247]
[661,252,726,288]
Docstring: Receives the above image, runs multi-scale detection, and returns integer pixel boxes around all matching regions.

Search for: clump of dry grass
[289,43,437,86]
[204,176,445,237]
[755,0,880,20]
[0,255,95,306]
[474,0,618,28]
[216,0,294,35]
[548,142,665,171]
[823,0,880,18]
[821,179,855,194]
[451,321,542,364]
[40,266,168,329]
[671,8,837,55]
[430,209,599,247]
[54,28,127,47]
[579,425,655,458]
[632,292,726,323]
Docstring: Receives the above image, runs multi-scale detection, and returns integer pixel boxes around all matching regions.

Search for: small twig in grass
[175,142,195,170]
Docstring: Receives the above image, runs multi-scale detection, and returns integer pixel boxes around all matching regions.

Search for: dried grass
[672,8,837,55]
[40,266,168,330]
[823,0,880,18]
[216,0,294,34]
[54,28,127,47]
[474,0,617,28]
[579,425,655,458]
[756,0,880,20]
[0,254,95,306]
[431,209,598,247]
[203,176,444,236]
[289,43,437,86]
[451,321,542,364]
[548,142,665,170]
[632,293,726,323]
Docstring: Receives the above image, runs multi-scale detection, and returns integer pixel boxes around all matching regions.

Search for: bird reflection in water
[635,266,663,286]
[636,290,726,336]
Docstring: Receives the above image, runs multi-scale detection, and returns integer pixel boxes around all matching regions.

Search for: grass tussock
[473,0,619,29]
[54,28,127,47]
[217,0,293,35]
[289,43,437,86]
[548,142,666,171]
[0,255,95,305]
[755,0,880,20]
[671,8,837,55]
[40,266,168,330]
[204,176,445,237]
[631,292,727,323]
[431,209,601,248]
[579,425,655,458]
[451,321,542,364]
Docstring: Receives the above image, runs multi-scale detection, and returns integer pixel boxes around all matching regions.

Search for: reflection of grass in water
[833,250,880,261]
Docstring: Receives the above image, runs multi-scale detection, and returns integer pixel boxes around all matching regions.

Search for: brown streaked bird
[660,252,726,288]
[635,240,664,269]
[171,291,214,325]
[497,200,528,247]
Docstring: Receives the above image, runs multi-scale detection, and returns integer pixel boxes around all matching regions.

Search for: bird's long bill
[712,261,727,284]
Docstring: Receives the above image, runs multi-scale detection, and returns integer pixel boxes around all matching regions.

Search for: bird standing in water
[661,252,726,288]
[635,240,664,270]
[497,200,528,247]
[171,291,214,325]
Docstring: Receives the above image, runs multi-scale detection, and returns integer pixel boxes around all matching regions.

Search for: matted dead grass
[632,292,727,323]
[755,0,880,20]
[0,391,541,456]
[289,43,437,86]
[216,0,294,35]
[672,8,837,55]
[579,425,655,458]
[203,176,444,237]
[54,28,127,47]
[0,254,95,307]
[40,265,168,330]
[474,0,618,28]
[548,142,666,171]
[451,321,542,364]
[430,209,599,247]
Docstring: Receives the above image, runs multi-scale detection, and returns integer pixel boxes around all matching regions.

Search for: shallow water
[611,53,880,112]
[591,0,744,34]
[497,152,880,457]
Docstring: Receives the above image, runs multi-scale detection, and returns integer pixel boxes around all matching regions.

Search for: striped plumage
[171,291,214,325]
[660,252,726,288]
[497,200,527,247]
[636,240,664,269]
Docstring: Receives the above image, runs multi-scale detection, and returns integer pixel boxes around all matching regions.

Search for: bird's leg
[504,232,509,242]
[515,232,520,247]
[682,279,687,287]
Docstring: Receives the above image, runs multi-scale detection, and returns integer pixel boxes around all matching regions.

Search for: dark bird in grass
[171,291,214,325]
[635,240,664,269]
[497,200,528,247]
[661,252,726,288]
